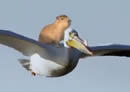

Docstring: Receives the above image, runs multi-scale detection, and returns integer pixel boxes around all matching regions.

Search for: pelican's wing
[0,30,62,57]
[80,44,130,58]
[0,30,69,66]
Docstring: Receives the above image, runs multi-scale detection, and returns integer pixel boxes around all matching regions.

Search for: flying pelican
[0,28,130,77]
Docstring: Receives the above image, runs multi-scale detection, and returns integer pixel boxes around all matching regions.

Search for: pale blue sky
[0,0,130,92]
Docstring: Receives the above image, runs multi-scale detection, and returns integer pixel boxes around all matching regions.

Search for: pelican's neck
[64,27,72,48]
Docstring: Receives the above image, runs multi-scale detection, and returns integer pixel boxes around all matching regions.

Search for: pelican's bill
[66,31,93,55]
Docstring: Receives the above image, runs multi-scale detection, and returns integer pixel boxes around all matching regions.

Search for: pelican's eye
[69,30,79,39]
[71,30,78,36]
[69,32,75,40]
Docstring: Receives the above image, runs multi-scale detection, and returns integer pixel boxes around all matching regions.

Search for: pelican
[0,28,130,77]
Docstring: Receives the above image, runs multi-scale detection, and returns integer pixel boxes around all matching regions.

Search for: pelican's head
[64,28,93,55]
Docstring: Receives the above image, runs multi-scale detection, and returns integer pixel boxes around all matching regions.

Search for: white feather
[30,53,65,76]
[64,28,72,48]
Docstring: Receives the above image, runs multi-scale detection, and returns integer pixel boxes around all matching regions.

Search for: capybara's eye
[61,17,64,20]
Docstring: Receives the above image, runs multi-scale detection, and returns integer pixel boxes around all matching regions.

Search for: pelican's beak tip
[85,46,93,56]
[89,51,93,56]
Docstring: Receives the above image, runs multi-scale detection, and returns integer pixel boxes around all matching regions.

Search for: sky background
[0,0,130,92]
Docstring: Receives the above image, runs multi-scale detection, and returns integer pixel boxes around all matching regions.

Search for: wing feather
[0,30,48,56]
[80,44,130,58]
[0,30,69,65]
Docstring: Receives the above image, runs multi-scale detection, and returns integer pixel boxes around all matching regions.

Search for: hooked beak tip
[85,46,93,56]
[89,51,93,56]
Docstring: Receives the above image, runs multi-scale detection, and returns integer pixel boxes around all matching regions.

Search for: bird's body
[0,29,83,77]
[39,15,71,45]
[0,29,130,77]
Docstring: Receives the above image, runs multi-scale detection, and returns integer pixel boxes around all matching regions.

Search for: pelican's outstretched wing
[80,44,130,58]
[0,30,52,56]
[91,44,130,56]
[0,30,66,57]
[0,30,69,66]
